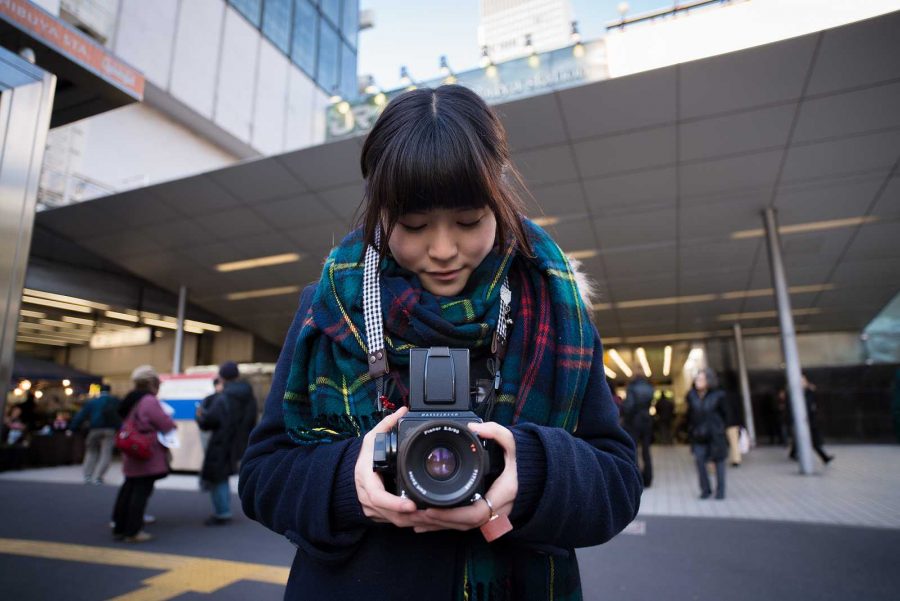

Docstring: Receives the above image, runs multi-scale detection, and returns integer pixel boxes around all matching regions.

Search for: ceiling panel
[830,256,900,289]
[870,174,900,219]
[775,173,884,222]
[679,104,795,162]
[841,221,900,261]
[748,262,832,290]
[679,34,816,119]
[513,144,578,187]
[780,129,900,183]
[606,273,677,300]
[78,230,163,258]
[253,193,337,229]
[792,81,900,144]
[278,137,363,190]
[496,92,568,151]
[226,230,300,258]
[528,181,587,216]
[805,10,900,95]
[155,174,242,217]
[594,208,676,250]
[37,203,112,240]
[318,183,366,220]
[680,149,781,200]
[582,167,676,215]
[138,219,218,251]
[680,238,759,274]
[573,126,676,179]
[680,268,754,296]
[87,188,178,228]
[604,248,677,278]
[200,207,273,239]
[557,67,676,138]
[208,157,306,203]
[679,193,768,240]
[548,219,596,251]
[282,221,349,254]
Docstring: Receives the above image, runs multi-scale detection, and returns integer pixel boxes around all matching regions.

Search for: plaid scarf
[283,218,594,600]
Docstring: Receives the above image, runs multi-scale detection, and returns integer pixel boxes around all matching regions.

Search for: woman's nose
[428,230,458,261]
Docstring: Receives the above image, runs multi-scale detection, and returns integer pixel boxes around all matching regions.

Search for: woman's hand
[412,421,518,534]
[355,407,422,527]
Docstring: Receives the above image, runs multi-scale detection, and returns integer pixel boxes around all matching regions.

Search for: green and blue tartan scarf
[283,218,595,600]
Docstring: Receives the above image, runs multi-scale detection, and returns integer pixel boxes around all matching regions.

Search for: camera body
[373,347,503,508]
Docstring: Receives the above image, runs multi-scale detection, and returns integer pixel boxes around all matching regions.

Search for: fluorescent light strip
[603,364,617,379]
[16,336,69,347]
[22,296,92,313]
[216,253,302,272]
[662,345,672,377]
[596,284,836,312]
[105,310,139,322]
[184,319,222,332]
[19,309,46,319]
[566,249,598,261]
[143,318,177,330]
[636,347,652,377]
[23,288,110,310]
[226,286,301,301]
[607,349,633,378]
[17,328,90,342]
[39,318,93,329]
[531,216,560,227]
[19,322,92,338]
[731,216,879,239]
[617,294,717,310]
[62,316,95,326]
[716,308,822,321]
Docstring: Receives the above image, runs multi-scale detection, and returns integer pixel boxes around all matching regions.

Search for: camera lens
[425,446,458,480]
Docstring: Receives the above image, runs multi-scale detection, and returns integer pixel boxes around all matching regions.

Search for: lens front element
[425,446,458,480]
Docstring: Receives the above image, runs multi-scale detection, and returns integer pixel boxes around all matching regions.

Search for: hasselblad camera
[372,347,504,508]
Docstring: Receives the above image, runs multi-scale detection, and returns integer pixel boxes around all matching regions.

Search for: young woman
[239,85,642,600]
[686,368,728,500]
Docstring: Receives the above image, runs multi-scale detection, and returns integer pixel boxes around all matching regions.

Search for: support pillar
[172,285,187,375]
[763,208,814,475]
[732,323,757,447]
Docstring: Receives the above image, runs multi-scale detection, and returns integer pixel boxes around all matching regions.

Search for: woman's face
[694,371,708,392]
[387,207,497,296]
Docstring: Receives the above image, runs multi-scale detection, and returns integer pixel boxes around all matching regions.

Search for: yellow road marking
[0,538,289,600]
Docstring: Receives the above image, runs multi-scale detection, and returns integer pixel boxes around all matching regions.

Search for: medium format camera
[372,347,504,508]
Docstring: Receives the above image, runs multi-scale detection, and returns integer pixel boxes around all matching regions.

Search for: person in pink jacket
[111,365,176,543]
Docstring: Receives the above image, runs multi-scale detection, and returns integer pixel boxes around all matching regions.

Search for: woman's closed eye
[399,222,427,232]
[457,217,483,228]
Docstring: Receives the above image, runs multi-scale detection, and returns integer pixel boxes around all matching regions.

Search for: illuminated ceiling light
[62,379,71,387]
[716,308,822,321]
[485,64,498,78]
[14,388,24,396]
[573,42,585,58]
[226,286,301,301]
[662,345,672,377]
[603,364,617,379]
[34,390,44,399]
[184,319,222,333]
[443,74,458,85]
[592,302,613,311]
[185,326,205,335]
[720,284,834,300]
[65,387,73,396]
[19,322,92,337]
[566,249,598,260]
[23,288,109,310]
[608,348,633,378]
[19,309,46,319]
[531,216,560,227]
[730,216,878,239]
[105,310,139,322]
[62,316,95,326]
[622,331,715,344]
[617,294,717,310]
[215,253,302,272]
[528,53,540,68]
[337,100,351,114]
[22,296,92,313]
[636,347,652,378]
[329,86,342,104]
[374,92,387,106]
[20,380,32,391]
[143,317,177,330]
[39,318,92,330]
[363,75,379,95]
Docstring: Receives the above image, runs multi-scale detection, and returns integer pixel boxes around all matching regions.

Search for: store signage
[0,0,144,99]
[326,39,608,140]
[90,327,152,349]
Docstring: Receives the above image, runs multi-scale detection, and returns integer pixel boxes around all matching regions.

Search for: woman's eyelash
[400,223,426,232]
[458,218,482,227]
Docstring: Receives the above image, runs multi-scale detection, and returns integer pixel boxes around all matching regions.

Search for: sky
[357,0,667,89]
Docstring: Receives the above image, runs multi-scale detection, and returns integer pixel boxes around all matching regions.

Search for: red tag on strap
[480,514,513,542]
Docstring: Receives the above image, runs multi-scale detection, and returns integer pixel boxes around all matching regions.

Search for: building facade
[478,0,574,63]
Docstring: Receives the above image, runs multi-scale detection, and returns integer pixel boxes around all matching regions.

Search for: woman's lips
[427,269,462,282]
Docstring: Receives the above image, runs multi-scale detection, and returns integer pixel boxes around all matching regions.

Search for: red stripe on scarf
[513,272,554,423]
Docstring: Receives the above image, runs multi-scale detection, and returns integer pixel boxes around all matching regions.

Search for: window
[230,0,262,26]
[340,42,356,99]
[321,0,341,27]
[291,0,318,78]
[341,0,358,48]
[317,19,340,93]
[262,0,293,53]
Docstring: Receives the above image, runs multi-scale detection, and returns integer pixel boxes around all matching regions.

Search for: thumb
[373,406,408,433]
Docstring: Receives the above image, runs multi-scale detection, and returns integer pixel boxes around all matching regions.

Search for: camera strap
[362,228,513,415]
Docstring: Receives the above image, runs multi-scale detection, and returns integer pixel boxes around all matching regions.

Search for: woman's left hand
[412,421,518,534]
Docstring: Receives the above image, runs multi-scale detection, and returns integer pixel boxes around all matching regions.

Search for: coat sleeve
[142,397,176,433]
[505,328,642,549]
[239,285,371,564]
[196,396,225,431]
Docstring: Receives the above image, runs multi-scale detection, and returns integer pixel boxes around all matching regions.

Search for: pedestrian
[788,374,834,464]
[111,365,175,543]
[623,375,654,487]
[196,377,241,525]
[217,361,257,462]
[687,368,728,500]
[239,85,642,600]
[67,383,121,484]
[198,378,224,452]
[655,391,675,445]
[724,389,744,467]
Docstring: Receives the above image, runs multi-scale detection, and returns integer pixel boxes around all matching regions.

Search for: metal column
[0,49,55,418]
[172,285,187,375]
[763,208,814,475]
[732,323,757,446]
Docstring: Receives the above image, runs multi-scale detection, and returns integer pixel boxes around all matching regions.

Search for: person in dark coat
[788,374,834,464]
[623,375,655,487]
[218,361,257,463]
[686,368,729,499]
[196,381,241,525]
[67,383,121,484]
[654,392,675,445]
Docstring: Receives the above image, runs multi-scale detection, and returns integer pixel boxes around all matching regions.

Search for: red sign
[0,0,144,98]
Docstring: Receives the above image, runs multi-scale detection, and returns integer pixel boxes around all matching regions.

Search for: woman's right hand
[354,407,421,527]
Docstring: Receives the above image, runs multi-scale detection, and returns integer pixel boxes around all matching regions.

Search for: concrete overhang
[0,0,143,127]
[34,11,900,347]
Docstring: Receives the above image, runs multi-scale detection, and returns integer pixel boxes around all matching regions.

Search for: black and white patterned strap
[364,228,388,379]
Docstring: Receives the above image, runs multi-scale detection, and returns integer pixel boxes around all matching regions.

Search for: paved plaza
[0,444,898,600]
